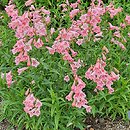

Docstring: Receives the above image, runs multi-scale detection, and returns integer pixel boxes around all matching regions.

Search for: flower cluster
[5,0,51,73]
[3,0,129,115]
[66,76,91,112]
[85,58,119,94]
[23,92,42,117]
[106,2,122,18]
[46,0,125,111]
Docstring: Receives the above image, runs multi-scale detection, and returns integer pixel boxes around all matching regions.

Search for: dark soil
[84,116,130,130]
[1,117,130,130]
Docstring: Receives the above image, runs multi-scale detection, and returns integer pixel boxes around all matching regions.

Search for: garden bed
[0,117,130,130]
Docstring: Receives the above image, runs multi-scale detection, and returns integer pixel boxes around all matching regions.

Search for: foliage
[0,0,130,130]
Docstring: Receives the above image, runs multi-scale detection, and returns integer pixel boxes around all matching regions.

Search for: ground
[0,117,130,130]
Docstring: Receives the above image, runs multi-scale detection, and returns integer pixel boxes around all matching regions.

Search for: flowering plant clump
[0,0,130,129]
[5,0,51,69]
[23,89,42,117]
[3,0,129,114]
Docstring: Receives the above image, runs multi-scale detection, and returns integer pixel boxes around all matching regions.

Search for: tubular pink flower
[25,0,35,7]
[31,58,40,67]
[6,71,12,88]
[17,67,28,75]
[23,92,42,117]
[64,75,70,82]
[34,38,44,48]
[125,15,130,25]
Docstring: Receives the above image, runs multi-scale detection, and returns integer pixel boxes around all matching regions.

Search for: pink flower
[64,75,70,82]
[70,49,77,57]
[102,53,106,61]
[111,38,126,50]
[110,71,119,81]
[35,99,42,108]
[31,80,35,84]
[17,67,28,75]
[70,9,80,19]
[46,46,55,54]
[125,15,130,25]
[25,0,35,7]
[27,56,31,66]
[102,46,109,54]
[24,38,33,52]
[108,22,119,30]
[6,71,12,88]
[66,0,69,5]
[45,16,50,24]
[31,58,40,67]
[70,3,78,9]
[76,39,84,46]
[34,38,44,48]
[120,23,126,28]
[63,51,74,62]
[23,92,42,117]
[85,59,119,94]
[113,31,121,38]
[29,5,35,10]
[106,3,122,18]
[34,22,47,36]
[40,8,50,15]
[66,76,91,112]
[66,91,73,101]
[50,28,55,35]
[84,105,92,113]
[92,26,101,33]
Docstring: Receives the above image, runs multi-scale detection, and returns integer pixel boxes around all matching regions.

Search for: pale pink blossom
[50,28,55,35]
[34,38,44,48]
[70,3,78,9]
[111,38,126,50]
[25,88,31,96]
[113,31,121,38]
[70,49,77,57]
[84,105,92,113]
[40,7,50,15]
[76,39,84,46]
[108,22,119,30]
[25,0,35,7]
[70,9,80,19]
[29,5,35,10]
[102,46,109,54]
[64,75,70,82]
[106,2,122,18]
[45,16,50,24]
[31,58,40,67]
[66,91,73,101]
[120,23,126,28]
[17,67,28,75]
[66,0,69,5]
[46,46,55,54]
[6,71,12,88]
[31,80,35,84]
[125,15,130,25]
[102,53,106,61]
[23,92,42,117]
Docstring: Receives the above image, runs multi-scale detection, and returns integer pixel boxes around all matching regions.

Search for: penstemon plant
[0,0,130,129]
